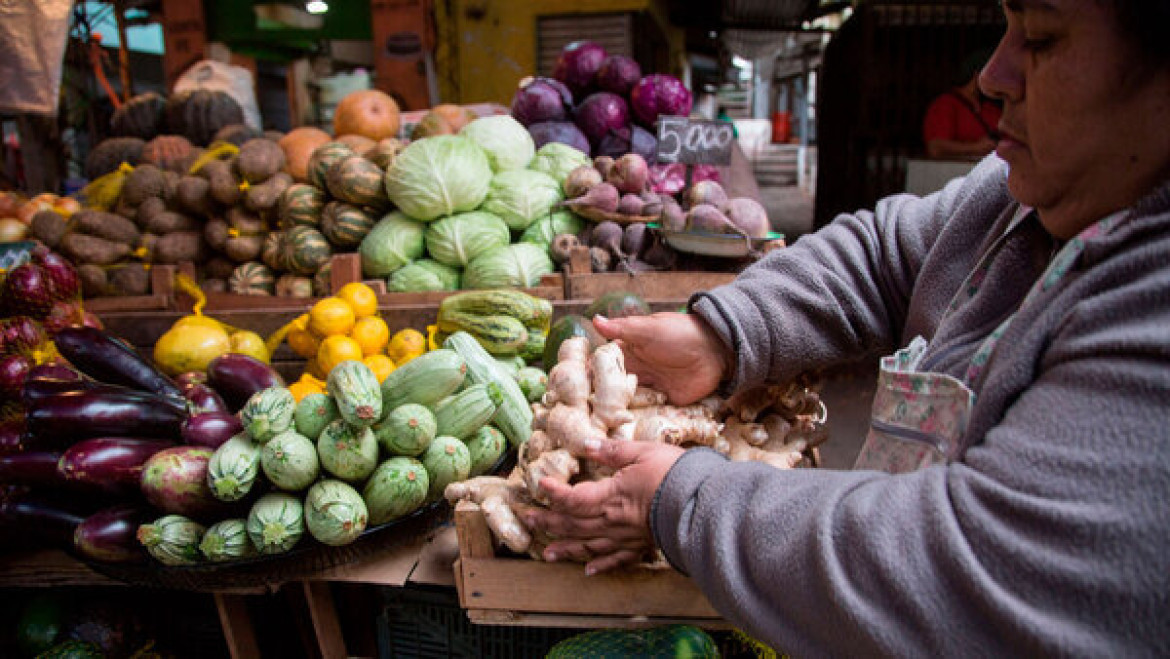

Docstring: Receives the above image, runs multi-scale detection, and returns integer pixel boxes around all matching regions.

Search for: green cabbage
[459,115,535,172]
[520,210,584,248]
[424,211,511,267]
[528,142,591,187]
[359,211,426,278]
[463,243,554,289]
[384,135,492,221]
[480,170,563,231]
[387,259,461,292]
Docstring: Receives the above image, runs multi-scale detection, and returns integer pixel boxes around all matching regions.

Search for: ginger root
[589,343,637,429]
[445,476,533,554]
[523,449,580,505]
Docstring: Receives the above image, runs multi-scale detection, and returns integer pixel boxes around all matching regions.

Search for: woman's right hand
[593,312,732,405]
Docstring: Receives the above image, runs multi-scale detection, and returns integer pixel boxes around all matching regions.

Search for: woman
[525,0,1170,654]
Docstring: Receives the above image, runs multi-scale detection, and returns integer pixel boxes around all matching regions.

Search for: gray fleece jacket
[653,155,1170,656]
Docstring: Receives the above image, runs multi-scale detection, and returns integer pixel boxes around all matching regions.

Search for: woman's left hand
[522,439,686,575]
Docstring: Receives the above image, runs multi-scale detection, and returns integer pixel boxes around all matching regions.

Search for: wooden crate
[562,247,739,301]
[83,265,178,313]
[328,253,565,305]
[452,501,727,629]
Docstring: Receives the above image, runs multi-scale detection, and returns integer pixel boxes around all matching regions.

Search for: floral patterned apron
[853,207,1127,473]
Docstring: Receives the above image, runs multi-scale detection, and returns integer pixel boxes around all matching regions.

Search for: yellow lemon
[388,328,427,364]
[336,282,378,318]
[308,297,356,338]
[350,316,390,356]
[174,315,229,332]
[317,335,364,374]
[287,326,320,359]
[363,354,396,383]
[153,323,231,376]
[229,330,270,363]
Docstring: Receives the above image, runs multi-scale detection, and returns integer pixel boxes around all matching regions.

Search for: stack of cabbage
[350,115,593,293]
[136,345,533,565]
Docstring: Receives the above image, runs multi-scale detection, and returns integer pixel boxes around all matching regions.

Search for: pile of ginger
[444,337,827,559]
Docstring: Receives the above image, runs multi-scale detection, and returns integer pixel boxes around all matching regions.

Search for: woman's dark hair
[1102,1,1170,66]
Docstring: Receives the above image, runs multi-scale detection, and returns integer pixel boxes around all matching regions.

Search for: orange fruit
[336,283,378,319]
[387,328,426,364]
[287,326,321,359]
[288,375,325,402]
[317,335,364,374]
[362,354,396,383]
[308,297,356,338]
[350,316,390,356]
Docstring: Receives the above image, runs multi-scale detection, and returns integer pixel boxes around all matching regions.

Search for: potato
[134,197,167,231]
[203,159,241,207]
[110,263,151,296]
[203,256,236,280]
[201,278,228,293]
[60,233,132,266]
[30,210,68,248]
[153,231,208,264]
[226,206,265,233]
[235,138,287,183]
[245,172,293,212]
[203,217,229,251]
[78,264,109,297]
[161,170,181,205]
[224,234,264,263]
[176,176,213,217]
[142,210,201,235]
[120,164,167,207]
[73,210,140,246]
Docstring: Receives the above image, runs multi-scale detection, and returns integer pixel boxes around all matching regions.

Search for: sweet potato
[245,172,293,213]
[226,207,265,233]
[60,233,132,266]
[30,210,68,248]
[142,210,201,235]
[235,138,287,183]
[138,232,159,254]
[78,264,109,297]
[134,197,167,231]
[224,235,264,263]
[161,171,182,205]
[201,278,228,293]
[203,159,241,207]
[203,256,236,280]
[72,210,140,246]
[176,176,213,217]
[203,218,229,251]
[153,231,208,264]
[120,164,167,207]
[110,263,151,296]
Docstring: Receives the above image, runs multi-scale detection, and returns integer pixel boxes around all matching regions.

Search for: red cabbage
[552,41,608,100]
[693,164,721,184]
[573,92,630,148]
[596,55,642,97]
[649,163,687,195]
[510,77,573,127]
[528,121,592,156]
[597,124,658,162]
[630,74,693,127]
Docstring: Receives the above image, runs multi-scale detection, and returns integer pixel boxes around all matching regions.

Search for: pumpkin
[140,135,197,173]
[229,261,276,296]
[320,202,376,249]
[110,92,166,139]
[313,259,333,297]
[285,225,332,275]
[307,142,356,190]
[165,89,245,146]
[333,89,401,142]
[261,231,287,272]
[278,183,326,230]
[84,137,145,179]
[276,274,314,298]
[325,155,387,207]
[365,138,407,170]
[335,134,376,155]
[278,127,332,182]
[213,123,264,146]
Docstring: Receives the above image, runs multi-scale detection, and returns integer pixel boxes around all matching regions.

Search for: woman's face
[981,0,1170,238]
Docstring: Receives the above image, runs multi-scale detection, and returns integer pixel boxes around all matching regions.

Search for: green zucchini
[374,403,437,457]
[438,289,553,330]
[137,515,205,566]
[437,311,528,355]
[304,480,368,546]
[444,331,533,448]
[432,382,501,440]
[378,348,467,415]
[246,493,304,554]
[207,434,262,502]
[421,436,471,501]
[199,518,255,562]
[363,457,428,525]
[239,386,295,444]
[327,360,383,428]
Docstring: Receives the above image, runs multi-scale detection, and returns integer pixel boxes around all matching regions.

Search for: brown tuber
[549,233,580,265]
[563,165,603,199]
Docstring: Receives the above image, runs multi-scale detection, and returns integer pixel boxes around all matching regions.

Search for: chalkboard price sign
[655,115,735,165]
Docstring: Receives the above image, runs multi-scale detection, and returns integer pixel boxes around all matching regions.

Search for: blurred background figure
[921,48,1001,160]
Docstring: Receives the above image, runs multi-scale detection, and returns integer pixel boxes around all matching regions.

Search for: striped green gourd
[207,433,262,501]
[261,231,287,272]
[444,331,532,447]
[374,403,436,457]
[325,155,388,207]
[239,386,296,443]
[246,492,304,554]
[378,348,467,415]
[438,289,553,330]
[421,435,471,501]
[307,141,355,190]
[327,360,383,428]
[436,311,528,355]
[278,182,327,229]
[432,382,501,440]
[260,430,320,492]
[229,261,276,295]
[137,514,205,566]
[321,201,376,249]
[363,457,429,525]
[199,518,255,562]
[304,480,368,546]
[317,419,379,483]
[466,425,506,476]
[284,225,332,276]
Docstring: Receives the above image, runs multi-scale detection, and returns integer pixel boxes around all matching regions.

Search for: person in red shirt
[922,49,1002,160]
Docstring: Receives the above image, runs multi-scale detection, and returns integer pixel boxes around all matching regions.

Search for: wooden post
[113,0,134,100]
[302,581,347,659]
[159,0,206,89]
[214,594,261,659]
[370,0,436,110]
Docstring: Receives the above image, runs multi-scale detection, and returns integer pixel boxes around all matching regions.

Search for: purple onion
[573,92,630,148]
[510,77,574,126]
[630,74,693,127]
[552,41,608,100]
[596,55,642,97]
[528,121,592,156]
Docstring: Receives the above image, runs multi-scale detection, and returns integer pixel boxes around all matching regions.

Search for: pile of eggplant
[0,326,282,565]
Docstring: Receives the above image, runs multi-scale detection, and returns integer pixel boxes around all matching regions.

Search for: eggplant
[207,353,284,412]
[175,371,208,389]
[140,446,232,519]
[21,378,184,415]
[27,390,187,446]
[58,437,174,494]
[0,452,65,488]
[184,383,230,415]
[0,418,26,454]
[53,326,185,403]
[0,491,89,548]
[74,504,150,564]
[27,364,81,381]
[182,412,243,449]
